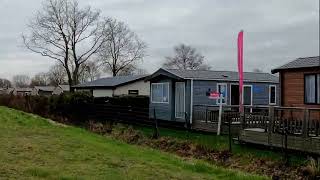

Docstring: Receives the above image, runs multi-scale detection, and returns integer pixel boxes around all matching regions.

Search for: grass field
[0,106,267,180]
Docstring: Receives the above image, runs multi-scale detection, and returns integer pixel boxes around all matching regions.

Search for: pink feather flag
[237,30,244,113]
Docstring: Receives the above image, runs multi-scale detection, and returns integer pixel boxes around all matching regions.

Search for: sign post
[209,91,223,135]
[217,94,223,135]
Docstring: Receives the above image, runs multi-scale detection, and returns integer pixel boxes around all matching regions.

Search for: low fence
[192,104,320,136]
[239,106,320,155]
[192,105,267,133]
[89,103,187,129]
[88,102,320,137]
[272,107,320,137]
[69,101,320,154]
[90,103,151,125]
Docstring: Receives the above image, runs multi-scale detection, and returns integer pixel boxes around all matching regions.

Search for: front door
[231,84,239,105]
[175,82,185,118]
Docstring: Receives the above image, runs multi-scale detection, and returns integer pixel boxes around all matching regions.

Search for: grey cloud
[0,0,318,79]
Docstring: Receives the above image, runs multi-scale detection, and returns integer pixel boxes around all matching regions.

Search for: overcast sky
[0,0,319,80]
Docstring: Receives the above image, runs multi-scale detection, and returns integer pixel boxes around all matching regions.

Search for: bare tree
[0,78,12,88]
[77,60,101,82]
[163,44,211,70]
[116,64,135,76]
[48,63,67,86]
[30,72,50,87]
[134,67,148,75]
[117,65,148,76]
[12,75,30,88]
[23,0,107,89]
[99,18,147,76]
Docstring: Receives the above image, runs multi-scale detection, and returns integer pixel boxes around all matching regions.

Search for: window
[243,85,252,105]
[217,83,227,104]
[269,85,276,105]
[128,90,139,95]
[305,74,320,104]
[151,83,169,103]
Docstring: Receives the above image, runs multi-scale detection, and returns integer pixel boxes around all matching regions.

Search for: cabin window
[269,85,276,105]
[128,90,139,95]
[243,85,252,105]
[217,83,227,104]
[151,83,169,103]
[305,74,320,104]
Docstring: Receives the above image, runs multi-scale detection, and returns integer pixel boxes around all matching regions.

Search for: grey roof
[73,74,149,88]
[272,56,320,73]
[34,86,56,92]
[158,68,279,83]
[15,87,33,92]
[59,85,70,91]
[0,88,14,94]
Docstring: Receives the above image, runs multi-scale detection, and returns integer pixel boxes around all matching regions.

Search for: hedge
[0,93,149,124]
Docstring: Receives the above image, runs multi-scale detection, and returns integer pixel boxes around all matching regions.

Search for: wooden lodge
[271,56,320,110]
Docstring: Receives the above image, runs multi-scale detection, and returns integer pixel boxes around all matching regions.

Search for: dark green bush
[0,93,148,125]
[0,92,93,124]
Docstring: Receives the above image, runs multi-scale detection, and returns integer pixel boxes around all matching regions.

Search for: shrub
[27,95,50,116]
[301,157,320,179]
[0,92,93,124]
[0,93,149,126]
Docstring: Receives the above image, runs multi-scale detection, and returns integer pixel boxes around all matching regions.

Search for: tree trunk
[112,69,117,77]
[73,65,80,86]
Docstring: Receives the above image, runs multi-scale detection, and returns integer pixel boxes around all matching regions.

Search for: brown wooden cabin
[272,56,320,120]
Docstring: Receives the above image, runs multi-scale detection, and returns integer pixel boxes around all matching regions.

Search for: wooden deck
[239,128,320,155]
[192,105,320,154]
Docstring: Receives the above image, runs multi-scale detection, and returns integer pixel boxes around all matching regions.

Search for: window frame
[304,73,320,105]
[216,83,228,105]
[269,85,277,105]
[128,90,139,95]
[151,82,170,104]
[242,84,253,106]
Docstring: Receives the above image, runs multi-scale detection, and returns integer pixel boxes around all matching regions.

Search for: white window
[269,85,276,105]
[305,74,320,104]
[217,83,227,104]
[151,83,169,103]
[128,90,139,95]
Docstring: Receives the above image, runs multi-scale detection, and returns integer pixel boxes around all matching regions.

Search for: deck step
[232,137,240,144]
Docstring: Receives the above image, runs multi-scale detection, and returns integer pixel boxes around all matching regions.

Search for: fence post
[153,108,159,139]
[303,108,309,138]
[217,95,223,135]
[205,107,208,123]
[185,112,191,130]
[240,110,246,129]
[228,114,232,152]
[268,106,274,145]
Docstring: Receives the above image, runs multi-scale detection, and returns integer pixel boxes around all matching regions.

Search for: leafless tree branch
[98,18,147,76]
[163,44,211,70]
